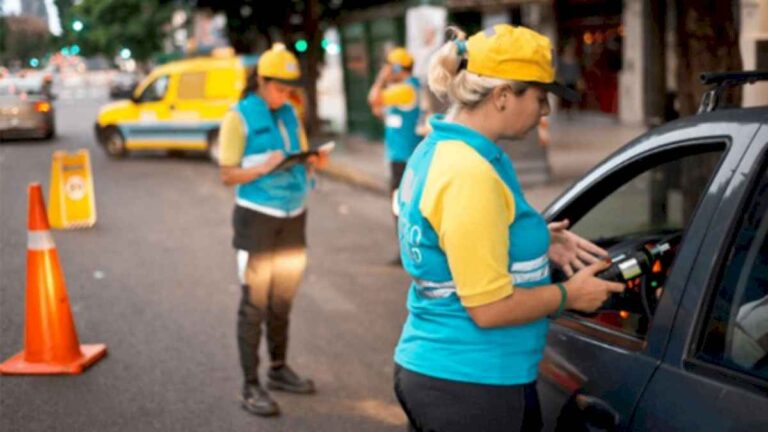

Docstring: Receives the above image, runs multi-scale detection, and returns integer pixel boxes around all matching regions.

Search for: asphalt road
[0,90,411,431]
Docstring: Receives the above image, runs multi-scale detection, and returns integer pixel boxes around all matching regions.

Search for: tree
[645,1,744,225]
[1,16,51,65]
[191,0,388,134]
[675,0,742,221]
[58,0,174,63]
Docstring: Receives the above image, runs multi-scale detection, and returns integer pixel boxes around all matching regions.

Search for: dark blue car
[538,72,768,431]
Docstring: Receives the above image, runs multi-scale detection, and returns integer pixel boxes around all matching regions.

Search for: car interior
[551,145,727,339]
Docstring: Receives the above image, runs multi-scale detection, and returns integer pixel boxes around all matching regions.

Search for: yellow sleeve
[292,105,309,151]
[218,110,246,167]
[381,83,417,108]
[420,141,516,308]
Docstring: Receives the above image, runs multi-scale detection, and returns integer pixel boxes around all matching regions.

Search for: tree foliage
[58,0,174,61]
[1,16,51,65]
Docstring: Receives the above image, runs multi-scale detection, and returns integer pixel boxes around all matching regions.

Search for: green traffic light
[72,20,84,32]
[321,39,329,49]
[295,39,308,53]
[71,45,81,56]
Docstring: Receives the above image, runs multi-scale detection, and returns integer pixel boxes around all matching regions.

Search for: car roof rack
[698,70,768,113]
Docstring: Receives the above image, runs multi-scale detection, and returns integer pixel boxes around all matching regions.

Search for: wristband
[551,282,568,319]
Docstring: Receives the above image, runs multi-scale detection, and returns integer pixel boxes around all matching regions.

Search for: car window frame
[685,140,768,395]
[550,138,730,352]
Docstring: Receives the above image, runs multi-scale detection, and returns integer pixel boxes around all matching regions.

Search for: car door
[170,68,236,151]
[630,125,768,431]
[124,73,174,150]
[537,119,761,431]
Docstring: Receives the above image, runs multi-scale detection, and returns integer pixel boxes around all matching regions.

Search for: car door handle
[575,394,620,431]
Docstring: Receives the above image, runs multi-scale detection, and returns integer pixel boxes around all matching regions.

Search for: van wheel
[104,127,127,158]
[207,129,220,163]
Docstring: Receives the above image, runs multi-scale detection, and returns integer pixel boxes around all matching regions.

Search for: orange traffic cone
[0,183,106,375]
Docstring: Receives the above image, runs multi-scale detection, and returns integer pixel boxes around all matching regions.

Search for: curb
[318,162,389,197]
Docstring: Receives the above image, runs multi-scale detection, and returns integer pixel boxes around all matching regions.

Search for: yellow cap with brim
[257,43,301,85]
[465,25,580,102]
[387,47,414,68]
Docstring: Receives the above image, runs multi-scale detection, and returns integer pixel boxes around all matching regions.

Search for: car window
[138,75,169,102]
[697,163,768,382]
[566,147,725,339]
[177,72,206,100]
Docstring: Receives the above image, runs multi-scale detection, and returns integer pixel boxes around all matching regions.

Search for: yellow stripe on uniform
[420,140,516,308]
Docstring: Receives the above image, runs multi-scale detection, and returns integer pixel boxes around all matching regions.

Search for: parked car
[537,71,768,431]
[108,71,142,100]
[0,76,56,140]
[94,50,305,161]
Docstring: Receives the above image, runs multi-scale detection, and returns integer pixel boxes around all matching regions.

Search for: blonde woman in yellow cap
[219,43,325,417]
[392,26,625,431]
[368,46,422,265]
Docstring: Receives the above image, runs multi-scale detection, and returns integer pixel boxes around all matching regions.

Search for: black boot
[241,382,280,417]
[267,365,315,394]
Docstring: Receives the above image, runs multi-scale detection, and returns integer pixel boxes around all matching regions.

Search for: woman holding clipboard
[218,43,327,418]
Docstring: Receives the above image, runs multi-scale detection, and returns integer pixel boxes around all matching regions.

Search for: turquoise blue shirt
[394,115,552,385]
[383,76,421,162]
[234,94,309,218]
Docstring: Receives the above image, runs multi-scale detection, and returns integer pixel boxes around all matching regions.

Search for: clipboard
[270,141,335,172]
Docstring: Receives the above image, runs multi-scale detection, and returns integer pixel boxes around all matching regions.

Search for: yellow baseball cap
[387,47,414,68]
[465,25,579,101]
[257,43,301,85]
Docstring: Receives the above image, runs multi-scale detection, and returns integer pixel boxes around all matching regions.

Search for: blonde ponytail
[427,27,466,100]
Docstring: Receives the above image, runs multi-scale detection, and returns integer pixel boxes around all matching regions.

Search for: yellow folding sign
[48,149,97,229]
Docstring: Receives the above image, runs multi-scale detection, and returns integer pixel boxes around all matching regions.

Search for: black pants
[394,364,543,432]
[390,161,407,192]
[233,207,307,384]
[390,162,407,247]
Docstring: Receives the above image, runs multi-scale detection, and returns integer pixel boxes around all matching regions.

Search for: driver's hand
[564,260,625,313]
[548,219,609,277]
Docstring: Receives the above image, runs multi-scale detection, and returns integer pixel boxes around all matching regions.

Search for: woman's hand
[548,219,609,277]
[564,260,625,313]
[263,151,285,172]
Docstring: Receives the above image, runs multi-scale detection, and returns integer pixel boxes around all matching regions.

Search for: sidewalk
[317,112,646,211]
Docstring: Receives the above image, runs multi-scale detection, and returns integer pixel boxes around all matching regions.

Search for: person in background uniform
[392,25,625,432]
[368,47,422,265]
[218,43,326,418]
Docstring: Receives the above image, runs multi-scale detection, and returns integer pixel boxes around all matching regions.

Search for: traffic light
[70,44,81,56]
[72,20,84,32]
[294,39,308,53]
[120,48,132,59]
[29,58,40,68]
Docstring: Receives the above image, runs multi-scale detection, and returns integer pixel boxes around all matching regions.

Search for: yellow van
[95,51,305,161]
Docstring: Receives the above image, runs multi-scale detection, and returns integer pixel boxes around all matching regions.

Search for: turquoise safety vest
[234,94,309,217]
[384,76,422,162]
[394,115,552,385]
